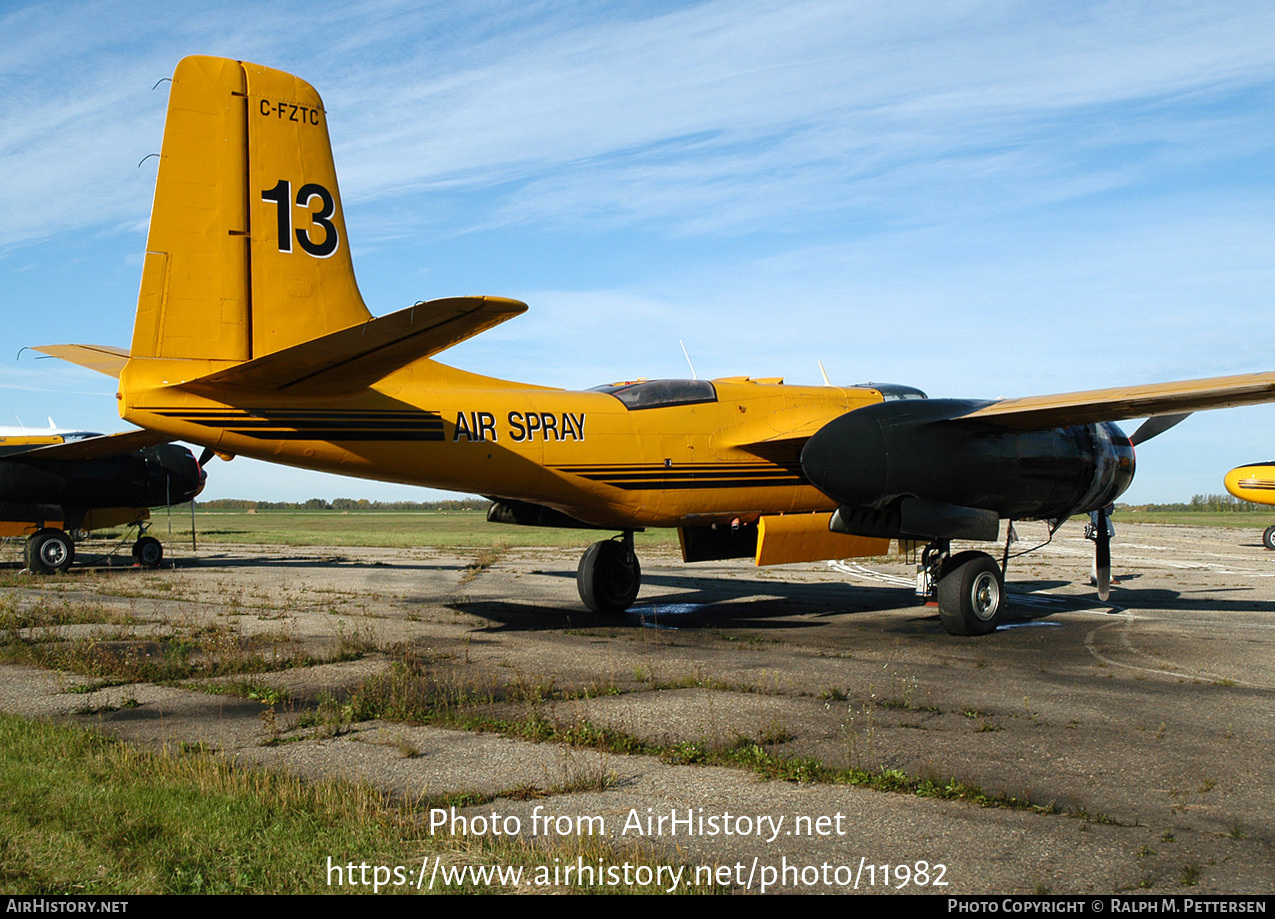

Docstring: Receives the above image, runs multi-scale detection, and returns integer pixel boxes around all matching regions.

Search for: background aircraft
[39,56,1275,633]
[0,426,205,573]
[1224,463,1275,550]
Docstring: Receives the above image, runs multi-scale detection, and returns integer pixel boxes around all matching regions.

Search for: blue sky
[2,0,1273,503]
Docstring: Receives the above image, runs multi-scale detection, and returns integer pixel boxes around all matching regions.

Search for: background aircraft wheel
[133,536,163,569]
[1263,526,1275,551]
[936,551,1004,636]
[577,539,641,614]
[28,528,75,575]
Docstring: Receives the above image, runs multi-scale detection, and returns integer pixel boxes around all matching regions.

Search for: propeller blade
[198,445,217,466]
[1095,507,1111,602]
[1131,412,1192,446]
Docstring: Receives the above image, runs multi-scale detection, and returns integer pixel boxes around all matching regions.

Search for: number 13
[260,180,340,258]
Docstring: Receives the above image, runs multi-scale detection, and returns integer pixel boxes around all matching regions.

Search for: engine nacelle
[141,444,207,506]
[0,443,205,511]
[1223,463,1275,506]
[800,399,1134,535]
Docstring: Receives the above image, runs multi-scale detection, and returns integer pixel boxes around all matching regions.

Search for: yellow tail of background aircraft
[38,56,1275,634]
[1224,463,1275,550]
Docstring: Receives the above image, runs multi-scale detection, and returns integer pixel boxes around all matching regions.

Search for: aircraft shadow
[1104,587,1275,615]
[446,564,1085,634]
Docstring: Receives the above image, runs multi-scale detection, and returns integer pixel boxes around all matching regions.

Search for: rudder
[132,56,372,363]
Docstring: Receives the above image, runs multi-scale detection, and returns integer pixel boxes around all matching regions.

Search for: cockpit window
[858,383,927,401]
[590,379,718,410]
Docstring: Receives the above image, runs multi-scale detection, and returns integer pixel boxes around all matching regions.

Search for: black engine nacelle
[0,443,206,511]
[800,399,1134,534]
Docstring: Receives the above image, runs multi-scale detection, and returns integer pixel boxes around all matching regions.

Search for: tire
[133,536,163,569]
[1263,526,1275,551]
[577,539,641,614]
[28,528,75,574]
[936,551,1005,636]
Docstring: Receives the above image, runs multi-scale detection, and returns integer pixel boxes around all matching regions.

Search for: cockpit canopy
[590,379,718,410]
[591,379,926,409]
[857,383,928,401]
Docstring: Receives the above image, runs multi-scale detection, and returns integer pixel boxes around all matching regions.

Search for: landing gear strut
[577,532,641,614]
[917,538,1006,636]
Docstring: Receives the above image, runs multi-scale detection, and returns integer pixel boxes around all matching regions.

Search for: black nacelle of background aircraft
[0,436,205,573]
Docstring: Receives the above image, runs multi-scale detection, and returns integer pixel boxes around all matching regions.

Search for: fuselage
[119,356,884,528]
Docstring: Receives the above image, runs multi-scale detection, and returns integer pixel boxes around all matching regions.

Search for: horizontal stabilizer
[32,345,130,379]
[182,296,527,394]
[960,371,1275,429]
[20,429,172,461]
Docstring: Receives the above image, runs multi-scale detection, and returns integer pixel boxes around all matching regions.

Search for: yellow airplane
[36,56,1275,634]
[1224,463,1275,549]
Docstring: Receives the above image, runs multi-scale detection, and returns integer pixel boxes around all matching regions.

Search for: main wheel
[28,528,75,574]
[133,536,163,568]
[577,539,641,614]
[1263,526,1275,551]
[936,551,1005,636]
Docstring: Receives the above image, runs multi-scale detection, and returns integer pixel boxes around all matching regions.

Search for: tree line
[197,498,491,511]
[1119,493,1262,513]
[198,493,1262,514]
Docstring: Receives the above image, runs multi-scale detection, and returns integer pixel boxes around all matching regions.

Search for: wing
[179,296,527,395]
[957,371,1275,429]
[18,429,172,460]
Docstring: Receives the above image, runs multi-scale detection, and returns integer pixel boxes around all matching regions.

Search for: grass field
[0,505,1265,574]
[1112,509,1273,528]
[60,507,683,553]
[0,713,678,894]
[57,505,1273,554]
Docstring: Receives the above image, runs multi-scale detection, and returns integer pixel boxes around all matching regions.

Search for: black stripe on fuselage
[550,463,810,490]
[145,408,446,441]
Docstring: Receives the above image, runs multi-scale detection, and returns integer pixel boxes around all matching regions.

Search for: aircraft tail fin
[132,56,372,364]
